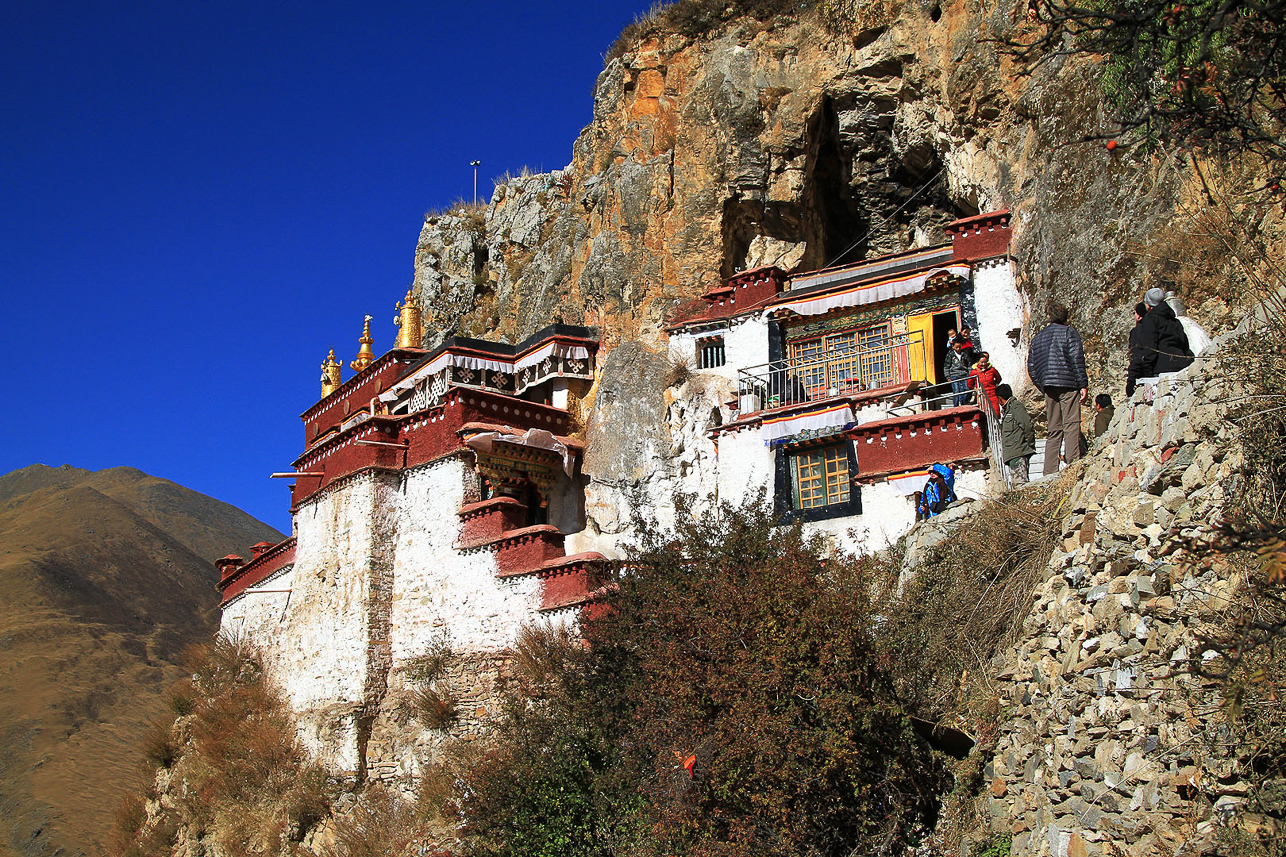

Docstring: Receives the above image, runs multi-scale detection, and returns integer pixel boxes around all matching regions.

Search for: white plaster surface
[714,427,775,505]
[388,459,543,662]
[240,474,399,772]
[219,566,295,646]
[971,259,1028,395]
[725,316,770,377]
[667,315,770,386]
[218,462,560,776]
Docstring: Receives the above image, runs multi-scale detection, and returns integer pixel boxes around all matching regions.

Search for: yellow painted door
[906,312,935,384]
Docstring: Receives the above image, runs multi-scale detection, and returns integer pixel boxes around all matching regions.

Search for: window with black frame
[698,337,725,369]
[792,445,850,509]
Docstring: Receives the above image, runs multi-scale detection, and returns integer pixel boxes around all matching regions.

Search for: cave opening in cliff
[801,97,867,271]
[719,98,974,280]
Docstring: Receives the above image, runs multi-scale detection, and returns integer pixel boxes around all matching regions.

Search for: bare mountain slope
[0,464,283,857]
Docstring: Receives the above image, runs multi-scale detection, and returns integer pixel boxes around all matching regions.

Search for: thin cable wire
[823,165,948,269]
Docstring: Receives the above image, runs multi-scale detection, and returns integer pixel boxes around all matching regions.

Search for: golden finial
[394,287,423,349]
[350,315,375,373]
[320,349,342,398]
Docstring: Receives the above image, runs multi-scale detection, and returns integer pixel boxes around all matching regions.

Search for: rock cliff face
[407,1,1257,541]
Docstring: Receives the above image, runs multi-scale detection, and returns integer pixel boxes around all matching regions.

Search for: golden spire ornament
[393,287,422,349]
[320,349,342,398]
[350,315,375,373]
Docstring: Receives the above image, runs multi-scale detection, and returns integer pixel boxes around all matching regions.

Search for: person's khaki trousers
[1044,386,1082,476]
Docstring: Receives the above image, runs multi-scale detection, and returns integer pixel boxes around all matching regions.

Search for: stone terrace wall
[979,355,1255,857]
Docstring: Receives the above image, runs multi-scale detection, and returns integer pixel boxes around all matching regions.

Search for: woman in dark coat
[1127,289,1193,396]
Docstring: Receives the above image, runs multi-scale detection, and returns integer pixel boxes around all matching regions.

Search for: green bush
[444,498,948,857]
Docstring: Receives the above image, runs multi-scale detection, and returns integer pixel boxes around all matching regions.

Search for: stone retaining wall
[976,358,1257,856]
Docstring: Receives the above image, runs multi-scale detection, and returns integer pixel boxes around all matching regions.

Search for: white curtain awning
[760,403,855,444]
[464,427,577,477]
[887,469,932,495]
[514,342,590,370]
[431,352,513,373]
[767,263,971,318]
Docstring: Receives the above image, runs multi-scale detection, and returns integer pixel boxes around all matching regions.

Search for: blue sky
[1,1,656,532]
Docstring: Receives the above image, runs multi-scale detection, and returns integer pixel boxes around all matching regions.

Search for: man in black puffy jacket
[1027,302,1089,476]
[1126,288,1194,397]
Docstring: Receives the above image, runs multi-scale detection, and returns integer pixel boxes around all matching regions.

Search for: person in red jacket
[967,351,1003,416]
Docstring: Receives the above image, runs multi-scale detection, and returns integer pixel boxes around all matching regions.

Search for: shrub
[443,498,947,857]
[975,833,1013,857]
[166,680,196,717]
[323,787,425,857]
[111,793,147,845]
[404,643,459,729]
[409,685,457,729]
[111,639,336,856]
[285,765,337,840]
[141,720,179,770]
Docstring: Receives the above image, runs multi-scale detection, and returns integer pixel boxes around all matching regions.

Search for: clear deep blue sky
[1,1,656,532]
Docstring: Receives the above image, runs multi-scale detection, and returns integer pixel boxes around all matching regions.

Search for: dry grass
[883,476,1073,723]
[110,638,338,856]
[320,787,425,857]
[166,680,196,717]
[140,720,179,770]
[424,199,487,231]
[109,793,147,849]
[664,355,694,388]
[403,643,458,730]
[877,478,1073,853]
[408,686,457,729]
[603,0,815,65]
[1220,333,1286,524]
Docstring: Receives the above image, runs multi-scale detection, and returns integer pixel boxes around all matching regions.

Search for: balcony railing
[737,332,925,413]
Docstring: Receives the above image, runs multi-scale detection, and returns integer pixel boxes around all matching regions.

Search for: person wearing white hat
[1126,288,1194,397]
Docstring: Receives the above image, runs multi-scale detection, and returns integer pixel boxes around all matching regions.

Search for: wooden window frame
[790,321,893,396]
[698,337,726,369]
[793,445,851,509]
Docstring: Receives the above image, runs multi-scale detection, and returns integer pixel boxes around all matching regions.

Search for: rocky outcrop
[972,349,1265,856]
[405,3,1265,536]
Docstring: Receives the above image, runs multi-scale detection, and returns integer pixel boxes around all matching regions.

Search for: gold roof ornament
[350,315,375,373]
[320,349,342,398]
[393,287,422,349]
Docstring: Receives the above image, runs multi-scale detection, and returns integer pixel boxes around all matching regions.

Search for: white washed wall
[666,315,770,384]
[725,315,770,376]
[219,566,295,648]
[220,474,399,773]
[714,428,775,505]
[388,458,543,662]
[972,259,1028,395]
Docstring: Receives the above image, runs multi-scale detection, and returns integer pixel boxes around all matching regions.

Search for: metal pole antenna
[470,160,480,206]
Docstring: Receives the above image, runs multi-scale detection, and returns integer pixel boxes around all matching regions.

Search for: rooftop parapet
[946,209,1012,263]
[217,537,297,605]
